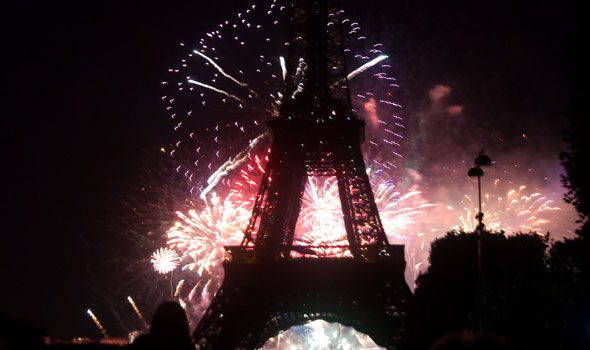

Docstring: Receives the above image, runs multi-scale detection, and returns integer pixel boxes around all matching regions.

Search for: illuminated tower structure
[193,1,412,348]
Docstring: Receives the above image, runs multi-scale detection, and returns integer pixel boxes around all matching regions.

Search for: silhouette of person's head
[127,301,193,350]
[149,301,190,342]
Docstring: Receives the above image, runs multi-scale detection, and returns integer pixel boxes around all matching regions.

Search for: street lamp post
[468,149,492,333]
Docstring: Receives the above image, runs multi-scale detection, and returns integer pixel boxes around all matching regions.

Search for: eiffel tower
[193,1,412,348]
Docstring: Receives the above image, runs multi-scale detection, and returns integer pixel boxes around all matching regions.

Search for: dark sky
[2,0,582,339]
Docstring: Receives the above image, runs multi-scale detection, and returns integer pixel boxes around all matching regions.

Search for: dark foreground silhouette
[430,333,509,350]
[128,301,192,350]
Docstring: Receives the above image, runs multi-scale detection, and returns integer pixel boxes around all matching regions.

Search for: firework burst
[151,247,180,274]
[162,0,405,198]
[158,168,434,307]
[454,185,562,234]
[159,191,252,317]
[166,192,249,277]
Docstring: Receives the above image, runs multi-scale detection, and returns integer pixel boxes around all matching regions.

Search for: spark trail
[87,309,109,337]
[187,79,246,104]
[192,50,255,94]
[347,54,388,81]
[127,296,148,329]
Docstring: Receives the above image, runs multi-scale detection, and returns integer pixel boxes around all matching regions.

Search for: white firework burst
[151,247,180,274]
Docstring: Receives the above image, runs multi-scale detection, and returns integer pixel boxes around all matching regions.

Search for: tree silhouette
[550,10,590,349]
[410,231,556,350]
[548,238,590,349]
[560,9,590,238]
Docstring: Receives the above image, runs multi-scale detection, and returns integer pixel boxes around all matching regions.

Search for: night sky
[3,0,583,339]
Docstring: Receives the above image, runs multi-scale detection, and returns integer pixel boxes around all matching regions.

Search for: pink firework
[166,192,251,276]
[454,185,563,234]
[156,163,434,301]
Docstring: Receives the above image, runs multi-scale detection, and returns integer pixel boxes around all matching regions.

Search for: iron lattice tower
[193,1,412,348]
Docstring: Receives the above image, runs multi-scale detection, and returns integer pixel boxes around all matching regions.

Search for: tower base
[193,245,412,349]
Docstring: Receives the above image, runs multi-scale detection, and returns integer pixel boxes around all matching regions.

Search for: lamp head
[474,148,492,167]
[468,166,484,178]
